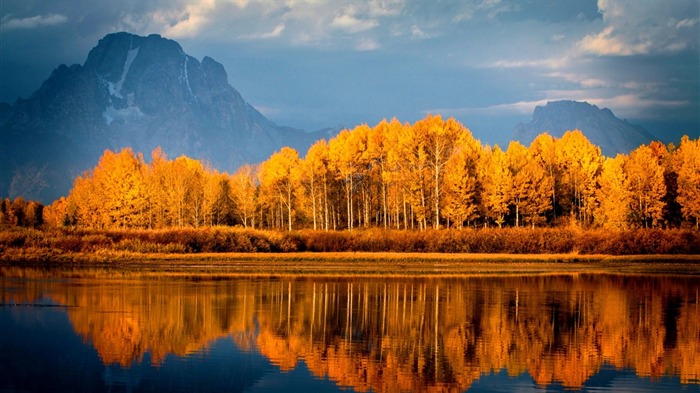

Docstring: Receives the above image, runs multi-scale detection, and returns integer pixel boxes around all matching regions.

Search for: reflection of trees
[0,271,259,367]
[254,277,700,390]
[2,269,698,390]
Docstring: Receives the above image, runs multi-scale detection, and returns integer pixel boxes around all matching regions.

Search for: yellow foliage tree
[259,147,300,231]
[507,141,529,227]
[396,119,430,229]
[46,115,695,231]
[595,155,630,229]
[384,119,413,229]
[367,120,392,228]
[414,114,465,228]
[528,133,559,222]
[68,148,148,229]
[231,165,257,228]
[675,136,700,228]
[301,140,330,230]
[556,130,602,226]
[482,146,511,228]
[626,144,666,228]
[441,129,482,228]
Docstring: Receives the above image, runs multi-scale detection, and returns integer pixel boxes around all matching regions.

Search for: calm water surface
[1,267,699,392]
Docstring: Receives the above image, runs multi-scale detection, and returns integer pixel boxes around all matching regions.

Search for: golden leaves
[48,118,699,230]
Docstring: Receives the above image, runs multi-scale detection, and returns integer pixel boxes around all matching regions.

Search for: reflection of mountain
[3,270,699,391]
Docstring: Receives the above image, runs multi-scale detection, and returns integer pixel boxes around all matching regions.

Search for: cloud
[551,34,565,42]
[578,0,699,56]
[429,89,691,120]
[487,56,570,70]
[579,26,651,56]
[240,23,286,39]
[452,0,519,22]
[476,99,551,115]
[410,25,429,39]
[1,14,67,30]
[356,38,381,51]
[367,0,404,17]
[422,99,549,119]
[121,1,406,49]
[676,18,698,29]
[331,14,379,33]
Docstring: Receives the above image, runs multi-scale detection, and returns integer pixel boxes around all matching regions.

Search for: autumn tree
[62,149,148,229]
[482,146,511,228]
[626,144,666,228]
[528,133,559,222]
[43,114,694,232]
[595,155,629,229]
[367,120,392,228]
[0,198,9,225]
[231,165,258,228]
[202,171,236,227]
[259,147,300,231]
[675,136,700,228]
[328,128,369,230]
[415,115,465,229]
[94,148,149,228]
[24,201,43,228]
[43,197,68,227]
[66,172,100,228]
[301,140,330,230]
[520,145,554,227]
[385,119,413,229]
[158,156,206,227]
[351,125,375,229]
[9,197,26,226]
[396,120,430,230]
[441,130,482,228]
[556,130,602,225]
[506,141,529,227]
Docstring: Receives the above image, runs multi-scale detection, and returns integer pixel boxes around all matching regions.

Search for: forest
[35,114,698,232]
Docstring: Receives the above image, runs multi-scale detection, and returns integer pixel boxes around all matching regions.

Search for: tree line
[43,114,700,231]
[0,197,44,228]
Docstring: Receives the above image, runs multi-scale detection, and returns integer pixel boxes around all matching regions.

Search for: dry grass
[1,226,699,277]
[2,249,700,278]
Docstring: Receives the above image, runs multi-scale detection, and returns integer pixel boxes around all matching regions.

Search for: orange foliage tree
[44,115,698,231]
[675,136,700,228]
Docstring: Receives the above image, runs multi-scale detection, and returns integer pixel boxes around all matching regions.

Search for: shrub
[1,226,697,256]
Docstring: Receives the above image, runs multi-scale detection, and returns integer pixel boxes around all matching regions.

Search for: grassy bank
[2,252,700,278]
[1,226,699,256]
[1,226,699,276]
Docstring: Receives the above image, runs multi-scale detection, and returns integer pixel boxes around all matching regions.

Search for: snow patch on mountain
[109,47,139,99]
[103,102,144,125]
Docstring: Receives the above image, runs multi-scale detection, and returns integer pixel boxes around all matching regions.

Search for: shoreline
[2,251,700,277]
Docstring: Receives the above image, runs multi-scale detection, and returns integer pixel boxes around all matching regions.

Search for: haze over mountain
[0,32,330,203]
[513,101,657,157]
[0,31,684,204]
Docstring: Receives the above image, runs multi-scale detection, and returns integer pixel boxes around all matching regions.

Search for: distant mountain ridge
[513,100,656,156]
[0,32,327,202]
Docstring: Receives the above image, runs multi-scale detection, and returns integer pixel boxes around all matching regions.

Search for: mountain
[513,100,656,156]
[0,32,328,203]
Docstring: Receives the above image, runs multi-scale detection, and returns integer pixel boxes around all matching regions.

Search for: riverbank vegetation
[39,115,699,232]
[1,226,699,257]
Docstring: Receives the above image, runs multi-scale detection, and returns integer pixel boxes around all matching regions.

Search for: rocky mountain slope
[0,32,326,202]
[513,100,656,156]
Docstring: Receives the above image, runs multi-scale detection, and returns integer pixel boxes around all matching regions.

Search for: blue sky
[1,0,698,146]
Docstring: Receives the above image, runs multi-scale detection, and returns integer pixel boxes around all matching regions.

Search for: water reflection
[1,268,699,392]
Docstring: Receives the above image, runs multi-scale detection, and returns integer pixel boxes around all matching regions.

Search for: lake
[1,267,698,392]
